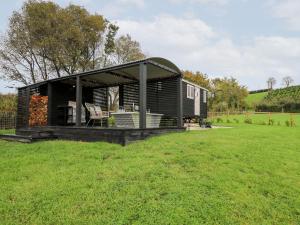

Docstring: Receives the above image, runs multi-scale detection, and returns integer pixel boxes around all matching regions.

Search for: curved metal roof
[19,57,182,89]
[146,57,181,74]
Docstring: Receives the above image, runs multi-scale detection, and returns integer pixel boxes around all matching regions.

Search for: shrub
[206,118,213,124]
[244,118,252,124]
[277,121,281,126]
[268,119,275,126]
[233,118,239,123]
[108,116,116,127]
[216,117,223,123]
[226,119,231,123]
[290,119,296,127]
[285,120,290,127]
[259,121,267,125]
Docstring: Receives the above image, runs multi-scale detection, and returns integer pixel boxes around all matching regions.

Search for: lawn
[246,91,267,106]
[211,112,300,126]
[0,123,300,224]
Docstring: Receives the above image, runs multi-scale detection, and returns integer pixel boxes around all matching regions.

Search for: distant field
[246,91,267,106]
[210,112,300,126]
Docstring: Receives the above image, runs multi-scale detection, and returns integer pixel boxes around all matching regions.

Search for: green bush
[108,116,116,127]
[226,119,231,123]
[216,117,223,123]
[268,119,275,126]
[277,121,281,126]
[244,118,252,124]
[258,121,267,125]
[233,118,239,123]
[285,120,290,127]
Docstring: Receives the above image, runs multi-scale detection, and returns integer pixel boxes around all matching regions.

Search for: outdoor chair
[85,103,109,127]
[67,101,86,125]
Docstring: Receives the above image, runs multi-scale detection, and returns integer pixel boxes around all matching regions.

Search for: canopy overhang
[20,57,182,89]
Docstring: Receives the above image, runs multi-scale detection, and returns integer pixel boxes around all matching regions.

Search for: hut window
[187,84,194,99]
[203,90,207,103]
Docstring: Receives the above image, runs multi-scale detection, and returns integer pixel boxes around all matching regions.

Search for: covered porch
[15,57,185,145]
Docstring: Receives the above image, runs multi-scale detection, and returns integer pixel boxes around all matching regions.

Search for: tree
[110,34,145,65]
[267,77,276,90]
[183,70,211,90]
[210,77,248,112]
[0,0,118,86]
[282,76,294,87]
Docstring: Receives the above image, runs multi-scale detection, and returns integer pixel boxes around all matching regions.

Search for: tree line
[183,71,248,112]
[0,0,145,86]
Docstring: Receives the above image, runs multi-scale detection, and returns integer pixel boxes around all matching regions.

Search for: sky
[0,0,300,93]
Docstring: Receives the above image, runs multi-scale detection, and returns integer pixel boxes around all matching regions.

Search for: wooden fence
[0,111,16,129]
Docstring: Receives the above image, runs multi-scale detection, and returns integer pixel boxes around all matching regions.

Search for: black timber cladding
[200,89,208,118]
[16,88,30,129]
[120,77,179,127]
[182,81,194,117]
[16,126,186,146]
[182,80,208,118]
[93,88,108,111]
[121,77,178,116]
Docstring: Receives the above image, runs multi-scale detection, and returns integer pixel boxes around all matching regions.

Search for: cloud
[168,0,228,6]
[117,15,300,89]
[100,0,145,18]
[272,0,300,30]
[118,0,145,8]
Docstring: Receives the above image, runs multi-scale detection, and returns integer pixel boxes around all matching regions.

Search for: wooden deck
[14,126,186,146]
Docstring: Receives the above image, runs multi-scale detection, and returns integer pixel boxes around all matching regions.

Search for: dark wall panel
[50,82,76,125]
[182,82,194,117]
[16,88,30,129]
[200,89,208,118]
[147,78,178,116]
[93,88,108,111]
[123,83,139,109]
[121,77,179,127]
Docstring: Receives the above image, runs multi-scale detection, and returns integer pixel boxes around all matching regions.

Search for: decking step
[0,133,57,143]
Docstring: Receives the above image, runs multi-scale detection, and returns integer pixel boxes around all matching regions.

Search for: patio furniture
[66,101,86,125]
[85,103,109,127]
[111,112,163,128]
[57,105,73,125]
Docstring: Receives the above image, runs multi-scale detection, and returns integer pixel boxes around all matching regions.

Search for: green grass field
[211,112,300,126]
[0,120,300,224]
[246,91,267,106]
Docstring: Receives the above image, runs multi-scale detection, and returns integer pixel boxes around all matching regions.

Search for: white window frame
[157,81,162,91]
[187,84,194,99]
[203,90,207,103]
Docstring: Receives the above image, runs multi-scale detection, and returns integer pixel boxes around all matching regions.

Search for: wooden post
[106,87,110,111]
[177,76,183,128]
[139,62,147,129]
[47,82,52,126]
[119,85,124,109]
[25,87,30,128]
[76,76,82,126]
